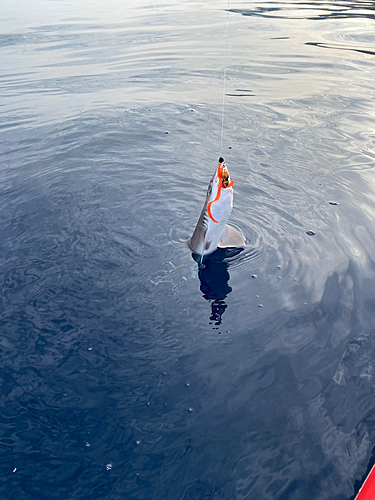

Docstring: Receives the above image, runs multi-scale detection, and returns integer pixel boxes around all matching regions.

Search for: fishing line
[220,0,230,155]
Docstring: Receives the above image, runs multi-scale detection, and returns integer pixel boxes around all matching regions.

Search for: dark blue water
[2,1,375,498]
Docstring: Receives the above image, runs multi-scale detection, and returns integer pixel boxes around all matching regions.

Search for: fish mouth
[221,164,230,188]
[218,158,234,189]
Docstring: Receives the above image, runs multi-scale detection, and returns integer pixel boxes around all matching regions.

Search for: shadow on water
[192,248,243,328]
[305,41,375,57]
[229,0,375,21]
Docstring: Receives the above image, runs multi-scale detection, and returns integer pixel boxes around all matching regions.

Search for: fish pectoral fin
[218,225,245,248]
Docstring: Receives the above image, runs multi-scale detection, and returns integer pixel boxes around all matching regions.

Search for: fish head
[206,157,234,224]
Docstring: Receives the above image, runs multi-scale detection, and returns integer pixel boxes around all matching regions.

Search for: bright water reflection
[1,0,375,499]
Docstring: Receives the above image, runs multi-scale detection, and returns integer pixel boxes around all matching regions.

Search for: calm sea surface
[2,1,375,499]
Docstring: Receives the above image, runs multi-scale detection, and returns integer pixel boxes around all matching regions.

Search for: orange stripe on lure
[207,162,234,223]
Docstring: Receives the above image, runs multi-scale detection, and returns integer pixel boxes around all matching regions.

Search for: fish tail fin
[218,225,245,248]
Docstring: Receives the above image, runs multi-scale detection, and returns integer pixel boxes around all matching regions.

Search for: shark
[189,157,245,260]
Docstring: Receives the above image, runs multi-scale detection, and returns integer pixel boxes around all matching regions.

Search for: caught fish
[189,157,245,259]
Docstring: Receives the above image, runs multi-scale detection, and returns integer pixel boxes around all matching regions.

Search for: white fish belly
[204,190,233,254]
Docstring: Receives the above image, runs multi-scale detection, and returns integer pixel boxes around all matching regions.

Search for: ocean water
[1,1,375,499]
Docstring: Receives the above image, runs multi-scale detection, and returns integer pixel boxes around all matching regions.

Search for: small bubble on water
[306,230,316,236]
[106,463,113,471]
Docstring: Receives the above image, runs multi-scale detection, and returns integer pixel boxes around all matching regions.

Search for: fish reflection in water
[193,248,243,327]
